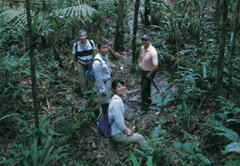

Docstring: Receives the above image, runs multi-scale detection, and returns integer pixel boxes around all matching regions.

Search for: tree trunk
[25,0,40,144]
[217,0,228,97]
[214,0,221,25]
[227,0,240,97]
[92,0,102,44]
[114,0,125,52]
[9,0,15,8]
[144,0,150,26]
[131,0,140,65]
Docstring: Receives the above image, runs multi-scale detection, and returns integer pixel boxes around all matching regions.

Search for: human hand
[147,72,151,78]
[126,128,133,136]
[74,65,78,72]
[139,63,142,69]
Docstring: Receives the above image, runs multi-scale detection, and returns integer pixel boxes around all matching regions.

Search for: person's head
[98,40,109,56]
[112,79,126,96]
[141,34,151,49]
[78,29,87,43]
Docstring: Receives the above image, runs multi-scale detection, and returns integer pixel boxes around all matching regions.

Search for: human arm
[123,128,133,136]
[147,65,158,78]
[72,43,78,72]
[147,49,158,78]
[138,48,142,69]
[111,99,127,132]
[92,60,107,95]
[93,50,97,57]
[73,55,78,72]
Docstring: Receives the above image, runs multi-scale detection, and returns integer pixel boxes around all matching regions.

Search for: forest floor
[0,48,228,166]
[64,52,181,165]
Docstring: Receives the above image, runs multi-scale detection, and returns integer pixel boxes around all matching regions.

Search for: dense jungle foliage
[1,0,240,165]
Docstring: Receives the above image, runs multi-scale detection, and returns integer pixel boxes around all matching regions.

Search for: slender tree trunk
[215,0,221,25]
[217,0,228,97]
[144,0,150,26]
[48,0,52,9]
[9,0,15,8]
[131,0,140,64]
[228,0,240,97]
[92,0,102,44]
[114,0,125,52]
[25,0,40,144]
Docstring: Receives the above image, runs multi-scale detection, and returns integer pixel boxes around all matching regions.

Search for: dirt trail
[70,53,178,165]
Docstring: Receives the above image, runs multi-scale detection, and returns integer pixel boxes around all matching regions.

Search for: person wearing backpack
[72,29,96,95]
[107,79,153,166]
[92,40,112,105]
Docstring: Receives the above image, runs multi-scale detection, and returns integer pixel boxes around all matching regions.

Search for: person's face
[142,39,150,49]
[79,33,87,43]
[99,44,109,56]
[115,83,126,96]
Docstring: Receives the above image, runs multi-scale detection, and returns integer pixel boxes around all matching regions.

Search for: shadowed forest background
[1,0,240,165]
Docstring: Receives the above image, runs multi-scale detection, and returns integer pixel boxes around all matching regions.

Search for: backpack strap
[76,40,93,50]
[75,42,78,59]
[75,42,77,50]
[92,58,102,66]
[106,98,119,127]
[75,40,94,58]
[89,40,94,49]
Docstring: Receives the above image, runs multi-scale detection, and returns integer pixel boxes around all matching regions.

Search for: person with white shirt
[72,29,96,95]
[107,79,153,166]
[138,34,158,110]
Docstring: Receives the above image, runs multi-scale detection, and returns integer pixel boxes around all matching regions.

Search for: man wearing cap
[72,29,96,95]
[139,34,158,110]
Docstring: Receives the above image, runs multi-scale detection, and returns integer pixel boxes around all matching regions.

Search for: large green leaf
[223,142,240,154]
[130,152,141,166]
[197,154,211,165]
[224,160,240,166]
[213,125,239,142]
[53,4,98,19]
[147,156,154,166]
[0,8,27,26]
[183,142,193,153]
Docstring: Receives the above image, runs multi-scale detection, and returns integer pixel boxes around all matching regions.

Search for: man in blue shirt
[72,29,96,95]
[92,40,112,104]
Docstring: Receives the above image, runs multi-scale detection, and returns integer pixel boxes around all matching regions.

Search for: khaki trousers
[77,62,94,93]
[96,79,112,120]
[107,132,152,166]
[95,79,112,104]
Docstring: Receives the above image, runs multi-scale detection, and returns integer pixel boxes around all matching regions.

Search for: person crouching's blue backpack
[97,103,113,138]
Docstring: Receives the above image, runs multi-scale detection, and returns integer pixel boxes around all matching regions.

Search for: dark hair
[98,40,109,49]
[112,79,125,92]
[78,29,87,36]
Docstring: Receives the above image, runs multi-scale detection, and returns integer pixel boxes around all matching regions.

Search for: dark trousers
[141,71,156,105]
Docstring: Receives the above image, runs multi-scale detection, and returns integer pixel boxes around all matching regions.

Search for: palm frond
[52,4,98,20]
[0,7,27,26]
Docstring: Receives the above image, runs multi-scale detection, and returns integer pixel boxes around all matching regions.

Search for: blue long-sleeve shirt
[92,53,111,93]
[108,94,126,136]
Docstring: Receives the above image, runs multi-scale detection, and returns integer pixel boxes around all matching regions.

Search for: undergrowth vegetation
[1,0,240,165]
